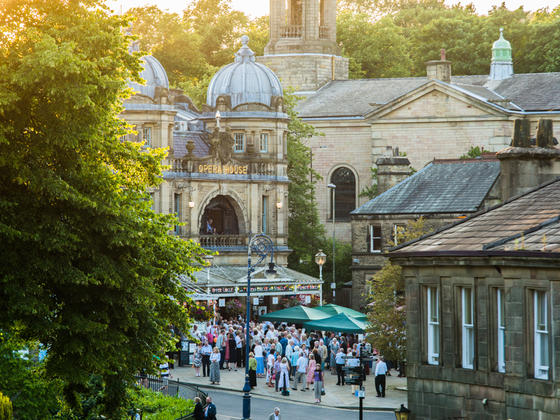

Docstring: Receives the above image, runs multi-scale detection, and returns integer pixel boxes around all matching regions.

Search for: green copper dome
[492,28,512,62]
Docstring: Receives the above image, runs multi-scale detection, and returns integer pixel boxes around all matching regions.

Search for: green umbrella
[259,305,328,323]
[303,313,369,333]
[315,303,368,321]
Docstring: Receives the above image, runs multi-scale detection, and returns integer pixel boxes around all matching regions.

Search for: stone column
[304,0,319,41]
[326,0,337,42]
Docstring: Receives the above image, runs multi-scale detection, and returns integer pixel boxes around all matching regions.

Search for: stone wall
[393,260,560,420]
[257,54,348,92]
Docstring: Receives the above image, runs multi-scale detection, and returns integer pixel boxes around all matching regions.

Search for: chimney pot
[536,119,554,148]
[511,119,531,147]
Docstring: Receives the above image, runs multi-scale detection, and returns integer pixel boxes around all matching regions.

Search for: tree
[284,93,326,275]
[0,0,204,416]
[366,217,432,361]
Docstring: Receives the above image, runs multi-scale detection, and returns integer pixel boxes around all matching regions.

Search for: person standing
[201,340,212,377]
[318,340,328,371]
[277,357,291,396]
[330,338,339,374]
[216,330,226,369]
[235,331,243,370]
[313,365,324,404]
[294,352,308,391]
[254,339,265,377]
[375,356,388,398]
[204,396,217,420]
[335,348,346,386]
[289,346,299,380]
[193,396,204,420]
[306,354,316,390]
[209,347,221,385]
[268,407,281,420]
[192,343,202,377]
[248,352,257,388]
[227,333,236,371]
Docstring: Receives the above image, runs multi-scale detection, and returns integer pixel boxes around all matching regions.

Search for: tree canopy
[0,0,204,416]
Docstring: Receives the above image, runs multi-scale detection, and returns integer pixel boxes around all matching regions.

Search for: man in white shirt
[375,356,388,397]
[294,352,308,391]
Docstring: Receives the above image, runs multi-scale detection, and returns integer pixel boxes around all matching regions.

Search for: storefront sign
[210,287,235,294]
[218,298,225,307]
[297,284,321,291]
[238,285,293,294]
[198,164,248,175]
[272,297,279,305]
[252,297,259,305]
[305,295,311,304]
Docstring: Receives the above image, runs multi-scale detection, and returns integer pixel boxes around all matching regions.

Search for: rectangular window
[461,287,475,369]
[534,290,549,380]
[143,126,152,147]
[427,286,440,365]
[234,133,245,152]
[174,193,182,235]
[260,133,268,152]
[367,225,382,253]
[262,196,268,234]
[392,224,406,246]
[497,288,505,373]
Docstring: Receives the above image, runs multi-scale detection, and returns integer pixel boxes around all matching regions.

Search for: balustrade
[319,25,330,39]
[199,234,248,249]
[280,25,302,38]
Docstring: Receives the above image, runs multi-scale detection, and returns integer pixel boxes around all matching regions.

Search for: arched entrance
[200,195,241,235]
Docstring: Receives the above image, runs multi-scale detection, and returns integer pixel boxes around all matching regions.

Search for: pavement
[170,364,407,411]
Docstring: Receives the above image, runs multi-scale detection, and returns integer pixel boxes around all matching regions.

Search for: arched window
[200,195,240,235]
[330,167,356,220]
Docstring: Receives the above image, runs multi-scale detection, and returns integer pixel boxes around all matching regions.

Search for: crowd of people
[188,317,393,404]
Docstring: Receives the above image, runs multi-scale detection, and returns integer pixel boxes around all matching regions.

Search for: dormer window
[260,133,269,153]
[234,133,245,152]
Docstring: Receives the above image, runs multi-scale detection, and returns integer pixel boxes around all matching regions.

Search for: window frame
[174,193,182,235]
[534,290,549,380]
[259,133,269,153]
[234,132,245,152]
[426,286,440,365]
[368,225,382,253]
[261,196,268,234]
[143,126,152,147]
[461,287,475,370]
[497,288,505,373]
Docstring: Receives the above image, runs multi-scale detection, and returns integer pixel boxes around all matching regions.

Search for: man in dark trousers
[335,348,346,386]
[375,356,388,397]
[204,396,217,420]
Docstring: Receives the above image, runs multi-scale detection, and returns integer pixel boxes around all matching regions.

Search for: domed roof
[206,36,283,109]
[129,55,170,99]
[492,28,512,61]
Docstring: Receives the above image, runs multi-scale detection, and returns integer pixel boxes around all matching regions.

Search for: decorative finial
[241,35,249,46]
[234,35,255,63]
[500,27,504,37]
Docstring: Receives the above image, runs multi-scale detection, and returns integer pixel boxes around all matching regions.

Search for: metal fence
[136,375,207,420]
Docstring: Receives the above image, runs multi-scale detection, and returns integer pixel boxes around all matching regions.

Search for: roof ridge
[390,176,560,253]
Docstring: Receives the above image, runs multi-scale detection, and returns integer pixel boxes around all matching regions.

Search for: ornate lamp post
[327,183,336,303]
[314,250,326,306]
[243,234,277,420]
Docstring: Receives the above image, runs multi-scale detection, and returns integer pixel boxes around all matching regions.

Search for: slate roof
[296,72,560,118]
[173,132,209,159]
[391,178,560,254]
[351,159,500,215]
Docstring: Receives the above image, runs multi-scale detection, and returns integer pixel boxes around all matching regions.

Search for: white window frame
[262,196,268,234]
[234,133,245,152]
[260,133,268,153]
[461,287,475,369]
[427,286,440,365]
[368,225,382,253]
[497,288,505,373]
[143,126,152,147]
[534,290,549,380]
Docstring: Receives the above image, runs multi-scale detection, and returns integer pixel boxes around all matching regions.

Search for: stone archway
[199,194,246,235]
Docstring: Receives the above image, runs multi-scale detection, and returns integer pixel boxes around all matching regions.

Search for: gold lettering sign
[197,164,248,175]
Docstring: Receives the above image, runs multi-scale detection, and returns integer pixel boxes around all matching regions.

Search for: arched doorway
[330,167,356,220]
[200,195,241,235]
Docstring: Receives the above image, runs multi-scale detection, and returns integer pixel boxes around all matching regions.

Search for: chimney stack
[376,149,412,195]
[425,49,452,83]
[511,119,530,147]
[536,119,554,148]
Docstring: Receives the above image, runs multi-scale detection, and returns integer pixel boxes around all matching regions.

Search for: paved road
[202,388,396,420]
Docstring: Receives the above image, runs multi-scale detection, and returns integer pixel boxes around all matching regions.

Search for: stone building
[256,1,560,242]
[389,177,560,420]
[349,154,502,309]
[123,38,322,312]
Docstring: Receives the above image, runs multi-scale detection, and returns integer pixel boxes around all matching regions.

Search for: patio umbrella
[259,305,328,323]
[315,303,368,321]
[303,313,369,333]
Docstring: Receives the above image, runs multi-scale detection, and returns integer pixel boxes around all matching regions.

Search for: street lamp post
[314,250,326,306]
[243,234,277,420]
[327,183,336,303]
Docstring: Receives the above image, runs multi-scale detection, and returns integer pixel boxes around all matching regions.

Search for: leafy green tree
[367,217,432,360]
[284,93,326,275]
[0,0,204,416]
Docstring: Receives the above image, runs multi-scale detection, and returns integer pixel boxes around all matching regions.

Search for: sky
[110,0,559,17]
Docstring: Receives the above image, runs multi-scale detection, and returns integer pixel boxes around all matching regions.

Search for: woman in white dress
[277,357,291,396]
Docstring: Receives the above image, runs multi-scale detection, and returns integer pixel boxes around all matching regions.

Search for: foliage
[367,218,433,359]
[359,167,379,199]
[0,330,62,419]
[0,0,205,416]
[0,391,13,420]
[219,298,244,320]
[284,93,326,274]
[459,146,483,160]
[128,386,194,420]
[188,303,214,321]
[366,262,406,362]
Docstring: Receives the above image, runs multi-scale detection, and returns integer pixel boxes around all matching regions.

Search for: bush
[0,392,13,420]
[128,387,194,420]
